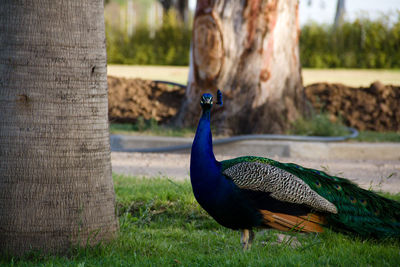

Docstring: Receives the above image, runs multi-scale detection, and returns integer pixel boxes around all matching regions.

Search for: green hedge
[106,13,400,68]
[106,12,191,65]
[300,14,400,68]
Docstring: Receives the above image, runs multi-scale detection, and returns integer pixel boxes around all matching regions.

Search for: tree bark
[159,0,189,26]
[0,0,118,255]
[176,0,189,26]
[176,0,304,134]
[334,0,346,28]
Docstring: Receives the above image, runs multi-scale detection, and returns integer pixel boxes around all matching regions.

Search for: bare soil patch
[108,76,400,132]
[305,81,400,131]
[108,76,184,123]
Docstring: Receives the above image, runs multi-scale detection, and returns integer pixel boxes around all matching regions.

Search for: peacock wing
[222,161,338,214]
[222,156,400,238]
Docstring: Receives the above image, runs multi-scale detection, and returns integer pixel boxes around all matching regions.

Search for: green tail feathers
[221,156,400,238]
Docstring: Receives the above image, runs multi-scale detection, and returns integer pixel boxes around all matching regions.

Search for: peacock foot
[240,229,255,250]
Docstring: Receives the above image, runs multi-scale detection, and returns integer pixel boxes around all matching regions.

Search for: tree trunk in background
[159,0,174,11]
[0,0,118,255]
[176,0,304,134]
[159,0,189,26]
[334,0,346,28]
[176,0,189,26]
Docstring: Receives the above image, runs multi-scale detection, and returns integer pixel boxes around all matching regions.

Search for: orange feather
[259,210,325,233]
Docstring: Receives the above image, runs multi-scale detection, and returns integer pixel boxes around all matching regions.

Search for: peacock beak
[200,95,213,106]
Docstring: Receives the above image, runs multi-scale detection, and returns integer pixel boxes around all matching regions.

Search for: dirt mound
[108,76,184,123]
[305,81,400,132]
[108,76,400,132]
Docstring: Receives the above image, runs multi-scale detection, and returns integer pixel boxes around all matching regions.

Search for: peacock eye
[348,196,357,204]
[334,184,342,191]
[359,199,367,206]
[315,181,322,188]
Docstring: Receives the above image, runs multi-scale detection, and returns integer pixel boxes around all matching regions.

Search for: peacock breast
[191,174,262,230]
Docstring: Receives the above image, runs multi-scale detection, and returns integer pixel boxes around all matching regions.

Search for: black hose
[153,80,187,89]
[112,129,359,153]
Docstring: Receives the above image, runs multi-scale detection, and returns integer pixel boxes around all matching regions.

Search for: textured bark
[0,1,118,255]
[334,0,346,28]
[176,0,190,26]
[176,0,304,134]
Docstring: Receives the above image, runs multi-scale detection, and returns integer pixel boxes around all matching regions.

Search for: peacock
[190,90,400,249]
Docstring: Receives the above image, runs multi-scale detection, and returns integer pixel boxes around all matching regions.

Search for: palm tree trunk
[0,0,118,255]
[176,0,304,134]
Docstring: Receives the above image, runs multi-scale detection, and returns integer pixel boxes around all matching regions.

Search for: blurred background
[105,0,400,140]
[105,0,400,69]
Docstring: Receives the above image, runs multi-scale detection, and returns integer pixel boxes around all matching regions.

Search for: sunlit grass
[301,68,400,87]
[2,175,399,266]
[107,65,400,87]
[356,131,400,142]
[107,65,188,85]
[289,113,349,137]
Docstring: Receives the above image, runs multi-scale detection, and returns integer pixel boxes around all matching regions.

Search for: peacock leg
[241,229,255,250]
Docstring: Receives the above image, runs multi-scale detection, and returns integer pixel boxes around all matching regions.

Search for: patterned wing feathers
[223,162,338,214]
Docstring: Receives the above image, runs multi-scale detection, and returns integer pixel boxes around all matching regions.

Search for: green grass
[355,131,400,142]
[2,175,400,266]
[289,113,400,142]
[289,113,349,137]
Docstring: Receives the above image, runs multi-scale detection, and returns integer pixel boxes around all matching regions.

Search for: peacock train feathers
[190,91,400,249]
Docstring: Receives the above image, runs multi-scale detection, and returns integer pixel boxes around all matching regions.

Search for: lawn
[107,65,400,87]
[2,175,399,266]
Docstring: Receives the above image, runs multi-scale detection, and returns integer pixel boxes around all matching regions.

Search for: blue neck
[190,109,219,186]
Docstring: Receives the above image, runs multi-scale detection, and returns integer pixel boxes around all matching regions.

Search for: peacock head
[200,93,213,111]
[200,90,222,111]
